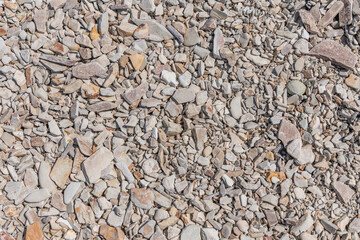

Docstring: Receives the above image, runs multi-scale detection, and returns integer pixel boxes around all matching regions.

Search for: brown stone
[119,55,129,68]
[33,9,48,33]
[133,24,149,39]
[310,3,321,22]
[25,222,44,240]
[129,54,145,71]
[345,74,360,89]
[0,28,7,36]
[278,119,301,146]
[318,1,344,28]
[81,83,100,99]
[31,136,46,147]
[299,10,319,33]
[99,225,128,240]
[309,40,357,70]
[130,188,155,209]
[339,0,353,26]
[122,82,148,104]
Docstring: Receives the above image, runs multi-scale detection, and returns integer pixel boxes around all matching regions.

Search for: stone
[50,157,72,188]
[309,40,357,70]
[98,12,109,35]
[278,120,301,146]
[74,199,95,224]
[82,147,114,184]
[230,96,242,119]
[39,162,57,193]
[33,9,47,33]
[345,74,360,89]
[320,218,338,234]
[201,228,219,240]
[296,145,315,165]
[130,188,155,209]
[348,218,360,233]
[129,54,145,71]
[287,80,306,95]
[25,189,51,203]
[213,28,224,59]
[161,70,178,86]
[99,225,128,240]
[291,213,314,236]
[134,24,149,39]
[87,101,117,112]
[286,138,302,159]
[172,88,195,104]
[139,220,156,238]
[339,0,353,26]
[318,1,344,28]
[264,210,278,227]
[132,19,173,41]
[48,120,62,136]
[72,62,107,79]
[122,82,148,104]
[13,70,26,88]
[49,0,66,10]
[245,50,270,66]
[193,128,208,150]
[299,10,319,33]
[178,71,192,87]
[332,181,355,203]
[181,225,201,240]
[118,22,137,37]
[90,26,100,40]
[184,27,200,46]
[81,83,100,99]
[139,0,155,12]
[25,222,44,240]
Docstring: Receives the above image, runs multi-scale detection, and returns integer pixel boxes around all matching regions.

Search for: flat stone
[48,119,62,136]
[132,19,173,41]
[139,220,156,238]
[50,157,72,189]
[184,27,200,46]
[181,225,201,240]
[74,199,95,224]
[245,50,270,66]
[130,188,155,209]
[193,128,208,150]
[122,82,148,104]
[39,162,57,193]
[161,70,178,86]
[278,120,301,146]
[129,54,145,71]
[339,0,353,26]
[286,138,302,159]
[134,24,149,39]
[230,96,242,119]
[87,101,117,112]
[25,189,51,203]
[213,28,224,59]
[33,9,47,33]
[349,218,360,233]
[25,222,44,240]
[296,145,315,165]
[172,88,195,104]
[345,74,360,89]
[309,40,357,70]
[13,70,26,88]
[82,147,114,183]
[99,225,128,240]
[318,1,344,28]
[299,10,319,33]
[98,12,109,35]
[72,62,107,79]
[332,181,355,203]
[64,182,83,204]
[201,228,219,240]
[117,22,137,37]
[291,213,314,236]
[264,210,278,227]
[320,218,338,234]
[139,0,155,12]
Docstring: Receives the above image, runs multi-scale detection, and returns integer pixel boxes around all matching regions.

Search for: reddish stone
[25,222,44,240]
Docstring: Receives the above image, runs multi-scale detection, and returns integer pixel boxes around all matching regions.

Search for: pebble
[332,181,355,203]
[82,147,113,184]
[180,225,201,240]
[184,27,200,46]
[131,188,155,210]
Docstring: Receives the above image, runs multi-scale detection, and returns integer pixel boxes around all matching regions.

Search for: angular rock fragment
[309,40,357,70]
[25,222,44,240]
[318,1,344,28]
[339,0,353,26]
[291,213,314,236]
[131,188,155,209]
[87,101,117,112]
[184,27,200,46]
[213,28,224,59]
[50,157,72,189]
[349,218,360,233]
[181,225,201,240]
[33,9,47,33]
[278,120,301,146]
[345,74,360,89]
[99,225,128,240]
[122,82,148,104]
[332,181,355,203]
[72,62,107,79]
[82,147,114,184]
[172,88,195,104]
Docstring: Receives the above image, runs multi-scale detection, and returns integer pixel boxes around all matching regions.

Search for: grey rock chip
[82,147,114,184]
[181,225,201,240]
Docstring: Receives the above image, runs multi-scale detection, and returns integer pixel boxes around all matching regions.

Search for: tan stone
[50,157,72,189]
[133,24,149,39]
[25,222,44,240]
[345,74,360,89]
[129,54,145,71]
[99,225,128,240]
[117,22,137,37]
[130,188,155,209]
[81,83,100,99]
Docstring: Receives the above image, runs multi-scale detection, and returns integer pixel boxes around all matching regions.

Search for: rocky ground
[0,0,360,239]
